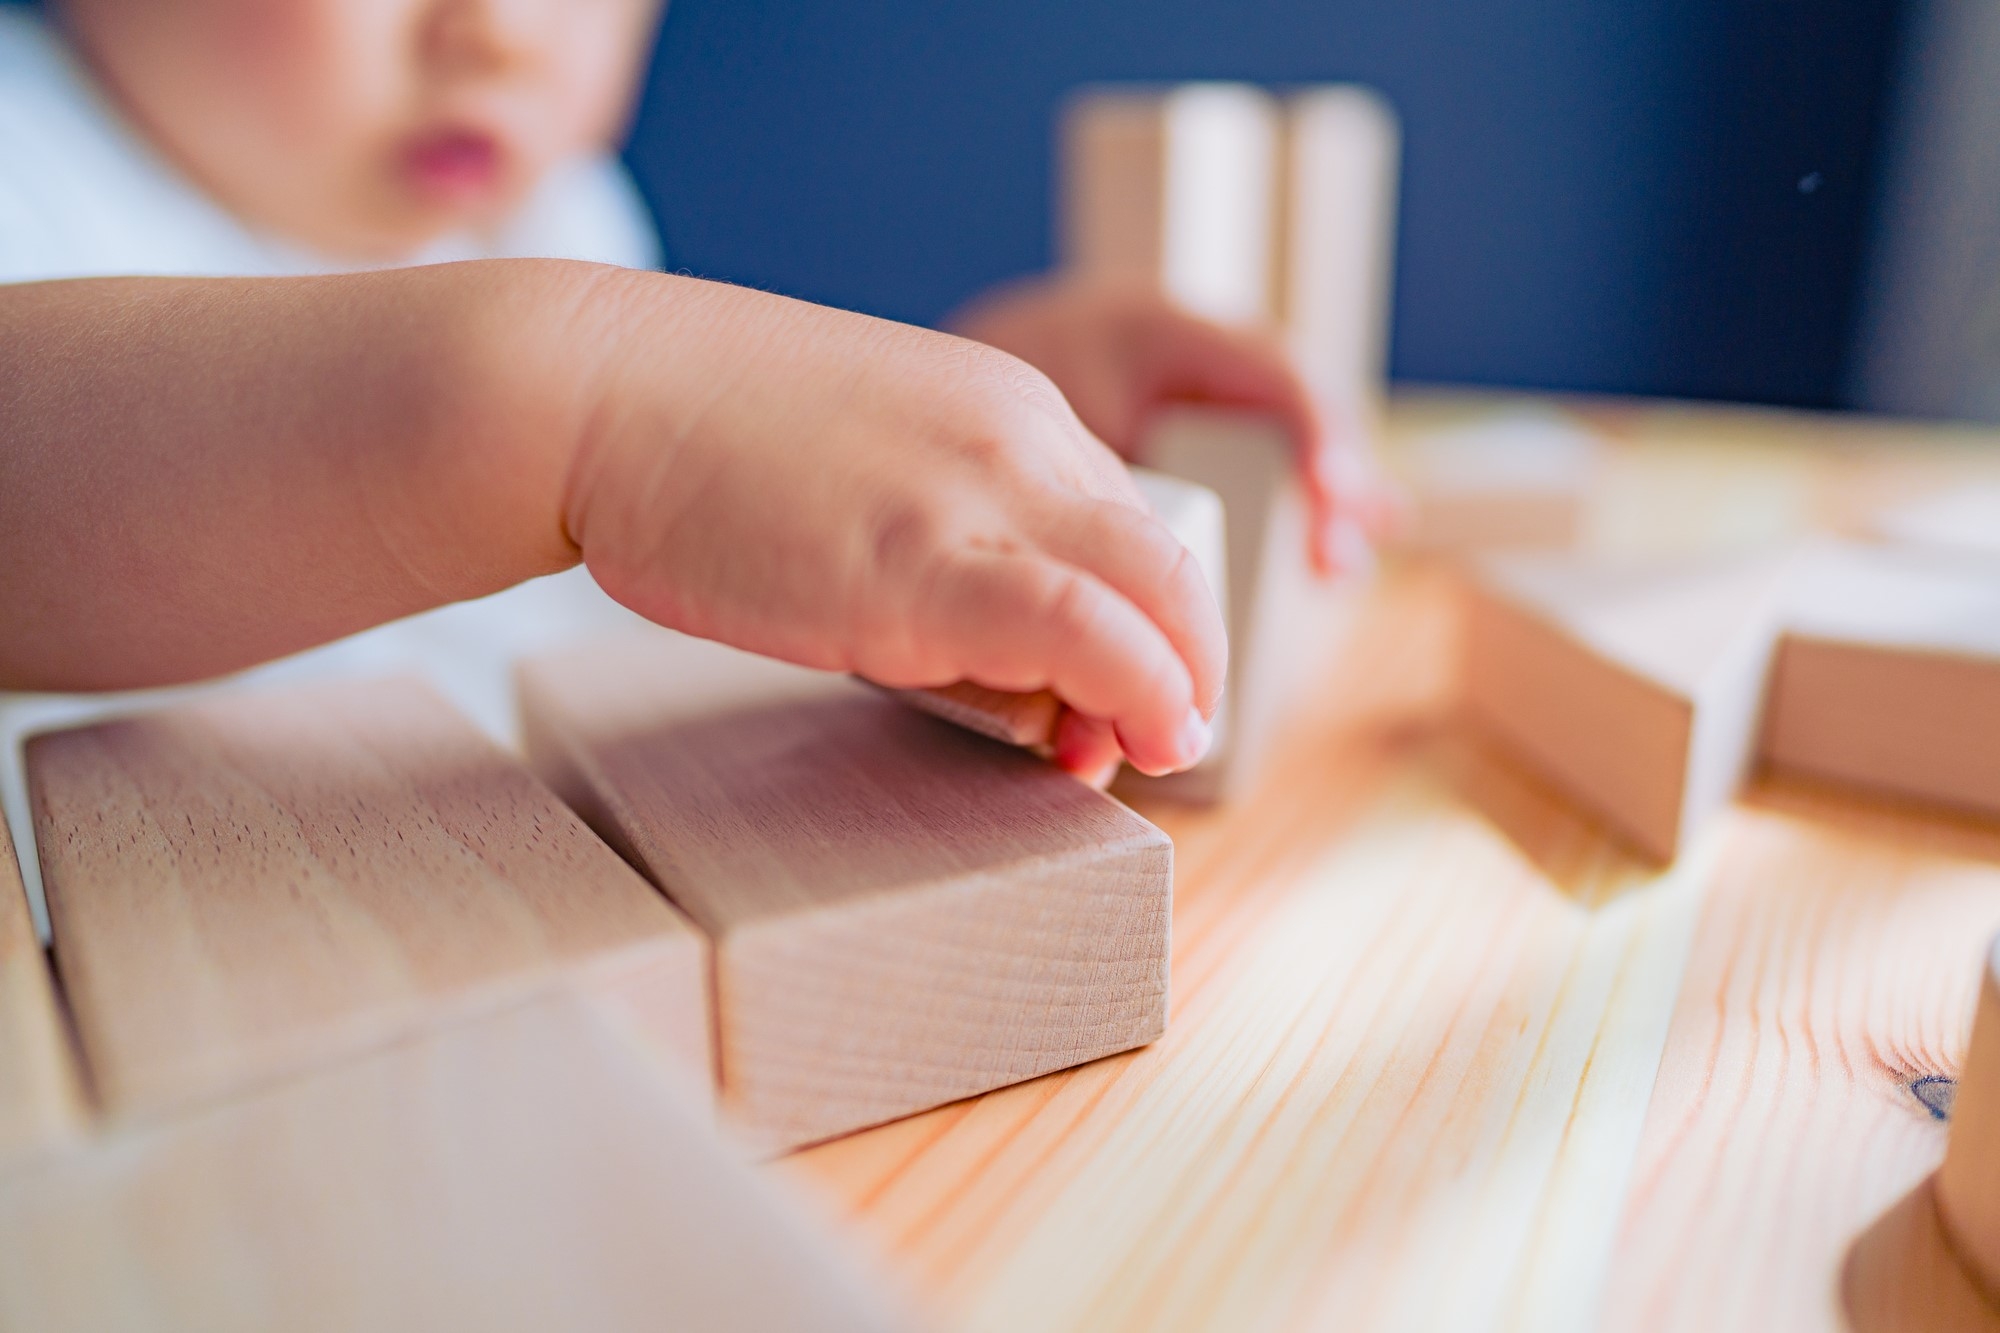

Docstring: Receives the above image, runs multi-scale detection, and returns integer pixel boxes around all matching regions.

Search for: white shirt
[0,6,665,933]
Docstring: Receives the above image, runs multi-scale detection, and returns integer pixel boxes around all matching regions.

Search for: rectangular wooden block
[517,632,1174,1153]
[1390,407,1596,554]
[1117,407,1320,804]
[1463,552,1793,860]
[1278,85,1400,407]
[0,994,908,1333]
[1060,82,1282,325]
[0,810,80,1169]
[1763,543,2000,816]
[28,677,708,1120]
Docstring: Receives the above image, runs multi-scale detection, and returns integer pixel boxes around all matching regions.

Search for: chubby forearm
[0,260,629,691]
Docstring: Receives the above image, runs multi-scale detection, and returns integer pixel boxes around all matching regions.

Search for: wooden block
[0,993,909,1332]
[1763,543,2000,817]
[1937,934,2000,1306]
[1116,407,1318,804]
[0,808,80,1167]
[1390,407,1596,554]
[28,677,708,1120]
[1870,485,2000,561]
[1462,552,1794,860]
[1277,86,1400,409]
[517,632,1174,1153]
[886,467,1227,756]
[1060,83,1281,325]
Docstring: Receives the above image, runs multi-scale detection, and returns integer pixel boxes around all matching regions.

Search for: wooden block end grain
[28,677,710,1121]
[518,631,1174,1154]
[1938,935,2000,1308]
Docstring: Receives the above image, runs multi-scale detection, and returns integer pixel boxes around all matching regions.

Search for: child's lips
[400,128,505,207]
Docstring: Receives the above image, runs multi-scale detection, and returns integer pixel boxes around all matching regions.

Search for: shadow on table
[1425,725,1664,908]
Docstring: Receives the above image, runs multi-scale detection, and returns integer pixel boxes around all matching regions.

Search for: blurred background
[626,0,2000,418]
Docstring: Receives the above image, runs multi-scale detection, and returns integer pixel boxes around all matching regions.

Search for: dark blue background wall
[626,0,1905,408]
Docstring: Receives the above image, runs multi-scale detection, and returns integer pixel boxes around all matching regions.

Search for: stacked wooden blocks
[1465,535,2000,860]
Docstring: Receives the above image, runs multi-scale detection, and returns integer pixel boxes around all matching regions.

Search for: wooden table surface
[780,392,2000,1333]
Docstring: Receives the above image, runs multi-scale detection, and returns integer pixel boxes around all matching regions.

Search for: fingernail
[1176,706,1213,769]
[1080,756,1122,790]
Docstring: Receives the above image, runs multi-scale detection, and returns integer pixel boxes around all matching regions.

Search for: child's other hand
[566,275,1226,782]
[951,274,1396,575]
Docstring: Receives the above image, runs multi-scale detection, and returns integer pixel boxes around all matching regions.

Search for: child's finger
[1030,495,1229,718]
[920,549,1209,775]
[1053,710,1123,789]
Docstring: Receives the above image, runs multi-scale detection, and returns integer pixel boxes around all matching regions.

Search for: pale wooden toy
[1763,542,2000,817]
[1060,82,1282,326]
[517,631,1174,1154]
[27,677,709,1121]
[889,465,1228,756]
[0,809,80,1168]
[1462,551,1794,860]
[1277,86,1400,411]
[1115,407,1315,804]
[1390,406,1597,553]
[1938,934,2000,1308]
[0,994,909,1333]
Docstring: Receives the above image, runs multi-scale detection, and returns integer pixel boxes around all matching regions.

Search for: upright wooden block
[0,994,908,1332]
[0,811,80,1167]
[887,467,1227,757]
[1462,552,1793,860]
[28,678,708,1119]
[1390,407,1597,554]
[1277,86,1400,410]
[1764,543,2000,817]
[1117,407,1318,804]
[518,633,1174,1153]
[1939,935,2000,1308]
[1060,83,1282,325]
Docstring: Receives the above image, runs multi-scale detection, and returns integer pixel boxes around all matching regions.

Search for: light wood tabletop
[779,391,2000,1333]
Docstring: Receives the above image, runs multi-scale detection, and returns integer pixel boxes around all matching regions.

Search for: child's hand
[567,274,1226,780]
[950,274,1395,574]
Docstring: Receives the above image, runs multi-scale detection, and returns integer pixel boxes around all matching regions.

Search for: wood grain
[774,393,2000,1333]
[1604,778,2000,1330]
[28,677,708,1120]
[786,569,1719,1330]
[1464,552,1793,860]
[0,992,908,1333]
[518,631,1173,1154]
[0,803,80,1168]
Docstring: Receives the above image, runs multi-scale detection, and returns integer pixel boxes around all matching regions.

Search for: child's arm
[0,262,1221,778]
[951,274,1397,573]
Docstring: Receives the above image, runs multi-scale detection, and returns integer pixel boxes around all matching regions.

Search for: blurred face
[60,0,664,258]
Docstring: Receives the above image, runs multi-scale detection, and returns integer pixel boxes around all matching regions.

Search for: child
[0,0,1379,784]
